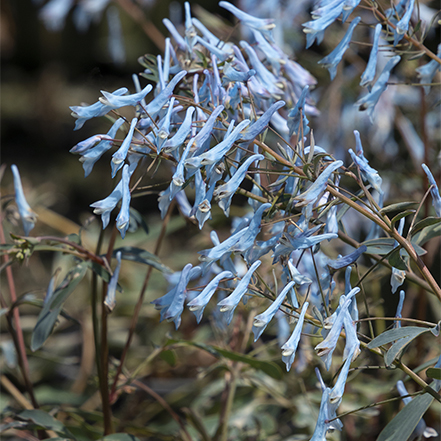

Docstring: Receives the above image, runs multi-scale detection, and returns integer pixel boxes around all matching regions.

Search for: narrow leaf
[380,201,418,214]
[384,335,414,366]
[113,247,172,273]
[426,368,441,380]
[367,327,430,349]
[388,248,407,271]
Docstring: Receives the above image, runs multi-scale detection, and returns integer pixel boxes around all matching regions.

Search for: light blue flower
[240,41,283,97]
[252,281,295,342]
[394,290,405,329]
[189,105,224,156]
[327,245,367,270]
[415,45,441,95]
[111,117,138,178]
[329,346,354,405]
[70,87,128,130]
[356,55,400,121]
[78,118,125,177]
[104,251,122,312]
[196,36,230,62]
[116,164,131,238]
[303,3,344,48]
[287,85,310,137]
[217,260,261,324]
[90,162,137,228]
[11,165,37,236]
[169,140,194,201]
[219,1,276,41]
[309,375,332,440]
[241,101,286,142]
[349,130,383,194]
[360,24,382,90]
[318,17,360,80]
[214,154,264,216]
[393,0,415,46]
[163,18,187,51]
[295,160,343,207]
[162,106,195,154]
[222,62,255,85]
[315,287,360,370]
[100,84,153,108]
[187,270,233,323]
[281,301,309,371]
[192,17,221,46]
[422,164,441,217]
[391,217,406,293]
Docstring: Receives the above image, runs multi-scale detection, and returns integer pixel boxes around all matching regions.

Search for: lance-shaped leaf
[187,270,233,323]
[11,165,37,236]
[252,281,295,342]
[31,262,88,351]
[281,301,309,371]
[318,16,361,80]
[217,260,261,324]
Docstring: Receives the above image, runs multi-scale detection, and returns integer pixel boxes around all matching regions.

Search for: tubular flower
[187,270,233,323]
[111,117,138,178]
[280,301,309,371]
[104,251,122,312]
[100,84,153,108]
[217,260,261,324]
[390,217,406,293]
[394,290,405,329]
[422,164,441,217]
[360,24,382,90]
[393,0,415,46]
[252,281,295,342]
[287,86,310,137]
[416,45,441,95]
[318,16,361,80]
[11,165,37,236]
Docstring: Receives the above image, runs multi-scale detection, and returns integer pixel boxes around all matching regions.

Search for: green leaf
[412,222,441,246]
[361,238,395,255]
[410,217,441,236]
[388,248,407,271]
[384,335,414,366]
[367,326,430,349]
[426,368,441,380]
[167,340,283,379]
[99,435,141,441]
[376,389,434,441]
[129,207,149,235]
[390,210,415,228]
[18,409,74,438]
[31,263,87,351]
[113,247,172,273]
[160,349,177,367]
[380,201,418,214]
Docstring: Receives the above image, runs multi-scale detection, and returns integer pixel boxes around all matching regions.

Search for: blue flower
[162,106,195,154]
[116,164,131,238]
[303,4,344,48]
[422,164,441,217]
[187,270,233,323]
[90,162,137,228]
[393,0,415,46]
[309,375,332,440]
[196,36,230,62]
[280,301,309,371]
[214,154,264,216]
[349,131,383,194]
[222,62,255,85]
[318,17,360,80]
[315,287,360,370]
[104,251,122,312]
[219,1,276,41]
[100,84,153,108]
[190,105,224,156]
[78,118,125,177]
[327,245,367,270]
[240,41,283,97]
[287,86,310,137]
[11,165,37,236]
[356,55,400,121]
[415,45,441,95]
[217,260,261,324]
[329,346,354,405]
[241,101,286,142]
[192,17,222,46]
[252,281,295,342]
[70,87,128,130]
[163,18,187,51]
[169,140,194,200]
[390,217,406,293]
[360,24,382,90]
[111,117,138,178]
[394,290,405,329]
[295,160,343,207]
